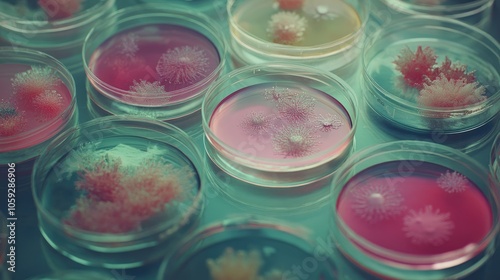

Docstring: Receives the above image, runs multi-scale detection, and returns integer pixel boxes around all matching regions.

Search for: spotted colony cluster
[1,66,66,137]
[240,86,343,158]
[348,170,469,246]
[63,151,194,233]
[111,38,210,102]
[393,46,486,109]
[268,0,339,45]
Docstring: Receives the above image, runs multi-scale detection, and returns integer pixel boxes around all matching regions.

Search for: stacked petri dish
[0,0,116,73]
[330,141,500,279]
[227,0,370,81]
[31,116,204,268]
[83,4,227,140]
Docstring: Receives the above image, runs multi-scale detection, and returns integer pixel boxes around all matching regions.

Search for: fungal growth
[267,11,307,45]
[126,80,171,104]
[241,112,272,136]
[436,170,468,193]
[63,148,195,233]
[276,91,316,121]
[1,65,68,138]
[302,0,339,20]
[206,248,284,280]
[393,46,437,90]
[11,66,61,106]
[272,123,318,157]
[0,110,26,137]
[277,0,304,10]
[38,0,82,20]
[33,89,65,120]
[393,45,486,109]
[315,113,342,132]
[418,75,486,108]
[211,85,347,160]
[156,46,209,85]
[120,33,139,59]
[403,205,454,246]
[350,184,405,223]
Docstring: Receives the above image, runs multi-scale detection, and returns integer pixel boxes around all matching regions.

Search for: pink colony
[436,170,468,193]
[267,11,307,45]
[350,184,405,223]
[403,205,454,246]
[32,90,65,119]
[276,90,316,122]
[418,75,486,108]
[428,57,476,84]
[277,0,304,10]
[65,155,191,233]
[393,46,437,89]
[38,0,82,20]
[11,66,61,107]
[0,114,26,137]
[156,46,209,85]
[272,123,318,157]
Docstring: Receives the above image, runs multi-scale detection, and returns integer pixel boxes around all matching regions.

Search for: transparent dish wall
[227,0,370,80]
[0,47,77,165]
[491,132,500,183]
[363,16,500,134]
[202,63,358,189]
[158,216,339,279]
[0,0,116,72]
[380,0,494,29]
[83,4,227,122]
[330,141,500,280]
[31,116,204,268]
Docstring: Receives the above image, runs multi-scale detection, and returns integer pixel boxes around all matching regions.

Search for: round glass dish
[227,0,370,80]
[330,141,500,280]
[85,80,205,142]
[380,0,494,29]
[136,0,227,20]
[158,216,339,279]
[0,0,116,73]
[0,47,77,165]
[363,16,500,134]
[31,116,204,268]
[202,63,358,188]
[491,132,500,183]
[83,4,227,122]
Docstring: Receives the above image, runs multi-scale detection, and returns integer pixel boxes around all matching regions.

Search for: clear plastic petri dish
[491,132,500,183]
[83,4,227,122]
[227,0,370,80]
[363,16,500,134]
[31,116,204,268]
[202,63,357,189]
[0,0,116,73]
[135,0,227,21]
[330,141,500,280]
[0,47,77,165]
[158,216,339,279]
[380,0,494,29]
